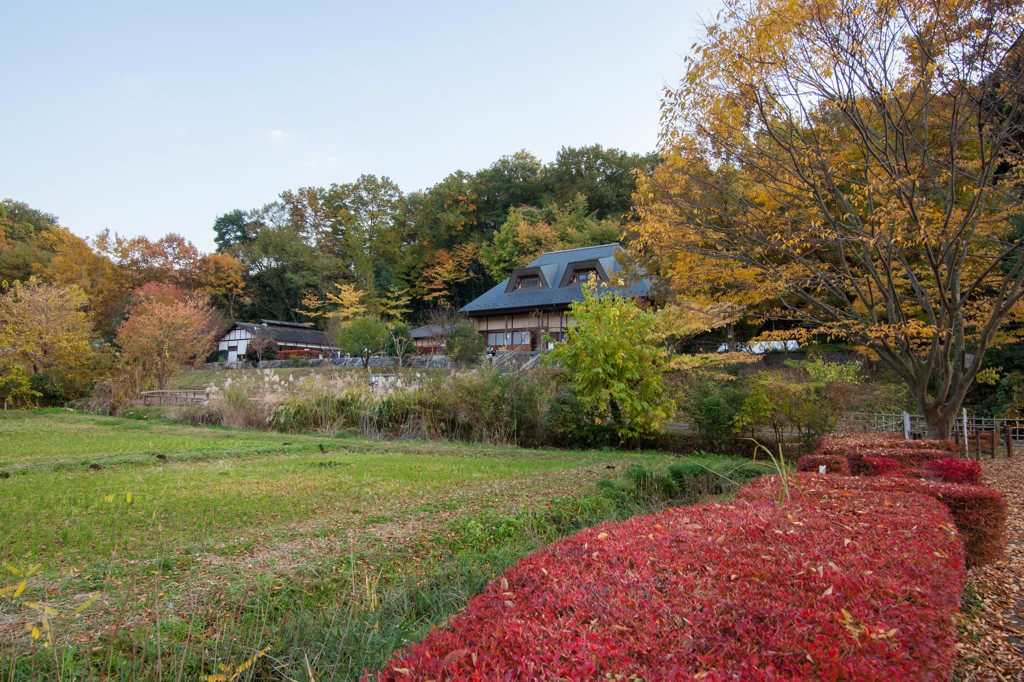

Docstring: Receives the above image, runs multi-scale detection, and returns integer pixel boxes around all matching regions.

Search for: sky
[2,0,708,252]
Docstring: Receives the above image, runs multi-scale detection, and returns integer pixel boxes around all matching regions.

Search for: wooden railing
[140,389,211,406]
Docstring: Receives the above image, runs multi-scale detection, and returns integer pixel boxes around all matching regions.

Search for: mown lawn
[0,410,696,680]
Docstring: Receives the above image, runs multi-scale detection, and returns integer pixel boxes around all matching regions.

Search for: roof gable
[459,243,651,315]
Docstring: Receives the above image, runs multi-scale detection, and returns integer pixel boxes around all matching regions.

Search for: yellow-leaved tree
[0,278,98,406]
[635,0,1024,438]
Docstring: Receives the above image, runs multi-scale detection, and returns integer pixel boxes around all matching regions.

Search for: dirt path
[956,458,1024,680]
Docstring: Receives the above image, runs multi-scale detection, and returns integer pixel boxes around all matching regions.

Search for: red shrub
[742,473,1005,568]
[839,446,952,476]
[796,454,851,475]
[819,433,957,455]
[375,483,963,681]
[862,455,902,476]
[923,458,982,485]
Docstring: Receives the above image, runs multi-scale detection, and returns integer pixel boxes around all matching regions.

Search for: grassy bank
[0,410,761,680]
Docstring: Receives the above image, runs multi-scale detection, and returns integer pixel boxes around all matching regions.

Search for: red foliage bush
[923,458,982,485]
[817,434,956,475]
[862,455,902,476]
[819,433,957,455]
[278,349,320,358]
[375,482,964,680]
[796,454,851,475]
[742,473,1005,568]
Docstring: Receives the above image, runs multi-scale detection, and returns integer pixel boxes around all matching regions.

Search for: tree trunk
[922,405,953,440]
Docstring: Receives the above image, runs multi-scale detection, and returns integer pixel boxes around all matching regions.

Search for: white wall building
[217,320,337,362]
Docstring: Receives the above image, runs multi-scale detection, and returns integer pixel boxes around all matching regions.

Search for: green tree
[212,209,250,251]
[546,286,675,442]
[542,145,660,219]
[480,196,622,281]
[446,324,485,366]
[335,315,389,369]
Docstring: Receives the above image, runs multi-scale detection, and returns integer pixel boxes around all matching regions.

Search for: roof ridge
[534,242,621,257]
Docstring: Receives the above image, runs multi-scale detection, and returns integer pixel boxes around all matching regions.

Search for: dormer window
[558,259,609,288]
[514,275,541,290]
[569,269,597,285]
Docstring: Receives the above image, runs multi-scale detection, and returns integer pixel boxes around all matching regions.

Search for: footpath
[957,458,1024,680]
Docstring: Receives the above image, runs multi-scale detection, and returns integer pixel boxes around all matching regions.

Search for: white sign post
[903,411,912,440]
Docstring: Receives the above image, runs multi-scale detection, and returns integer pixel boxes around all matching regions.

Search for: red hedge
[923,458,982,485]
[796,454,851,475]
[743,473,1005,568]
[375,483,963,680]
[819,433,958,454]
[862,455,902,476]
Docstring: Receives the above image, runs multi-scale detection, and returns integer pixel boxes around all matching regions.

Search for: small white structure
[217,320,337,362]
[716,340,800,354]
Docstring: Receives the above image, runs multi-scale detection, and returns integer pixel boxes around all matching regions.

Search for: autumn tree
[244,333,279,364]
[115,284,218,391]
[635,0,1024,438]
[41,228,129,335]
[545,285,676,442]
[0,279,98,405]
[197,252,246,319]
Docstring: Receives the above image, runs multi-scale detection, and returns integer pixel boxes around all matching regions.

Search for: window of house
[487,332,511,346]
[569,269,598,285]
[228,345,238,352]
[486,331,531,347]
[514,275,541,290]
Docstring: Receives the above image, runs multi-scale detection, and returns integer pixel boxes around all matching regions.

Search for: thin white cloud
[305,154,340,169]
[269,129,291,146]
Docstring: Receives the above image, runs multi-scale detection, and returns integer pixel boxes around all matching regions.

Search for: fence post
[974,429,981,461]
[1005,421,1013,459]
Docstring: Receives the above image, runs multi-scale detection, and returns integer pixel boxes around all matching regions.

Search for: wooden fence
[140,389,211,406]
[836,411,1023,459]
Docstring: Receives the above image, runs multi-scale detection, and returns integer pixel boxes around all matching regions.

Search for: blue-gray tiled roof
[459,243,650,315]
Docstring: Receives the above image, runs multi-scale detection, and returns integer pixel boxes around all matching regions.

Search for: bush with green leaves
[678,373,748,452]
[545,286,675,443]
[733,372,834,449]
[446,324,485,366]
[335,315,389,368]
[544,390,617,449]
[784,358,862,383]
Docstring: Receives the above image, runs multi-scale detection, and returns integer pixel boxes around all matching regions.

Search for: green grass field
[0,410,696,680]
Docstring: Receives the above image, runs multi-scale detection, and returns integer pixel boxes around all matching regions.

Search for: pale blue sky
[2,1,707,251]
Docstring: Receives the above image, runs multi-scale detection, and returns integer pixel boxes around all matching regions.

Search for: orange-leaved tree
[635,0,1024,438]
[115,283,218,392]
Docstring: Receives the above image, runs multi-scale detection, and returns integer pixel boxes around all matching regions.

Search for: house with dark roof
[459,243,651,351]
[409,324,449,354]
[217,320,337,362]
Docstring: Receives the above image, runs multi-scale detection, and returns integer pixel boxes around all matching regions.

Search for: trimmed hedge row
[795,454,851,475]
[743,473,1005,568]
[924,458,982,485]
[819,433,958,454]
[375,481,964,680]
[816,433,960,476]
[863,455,902,476]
